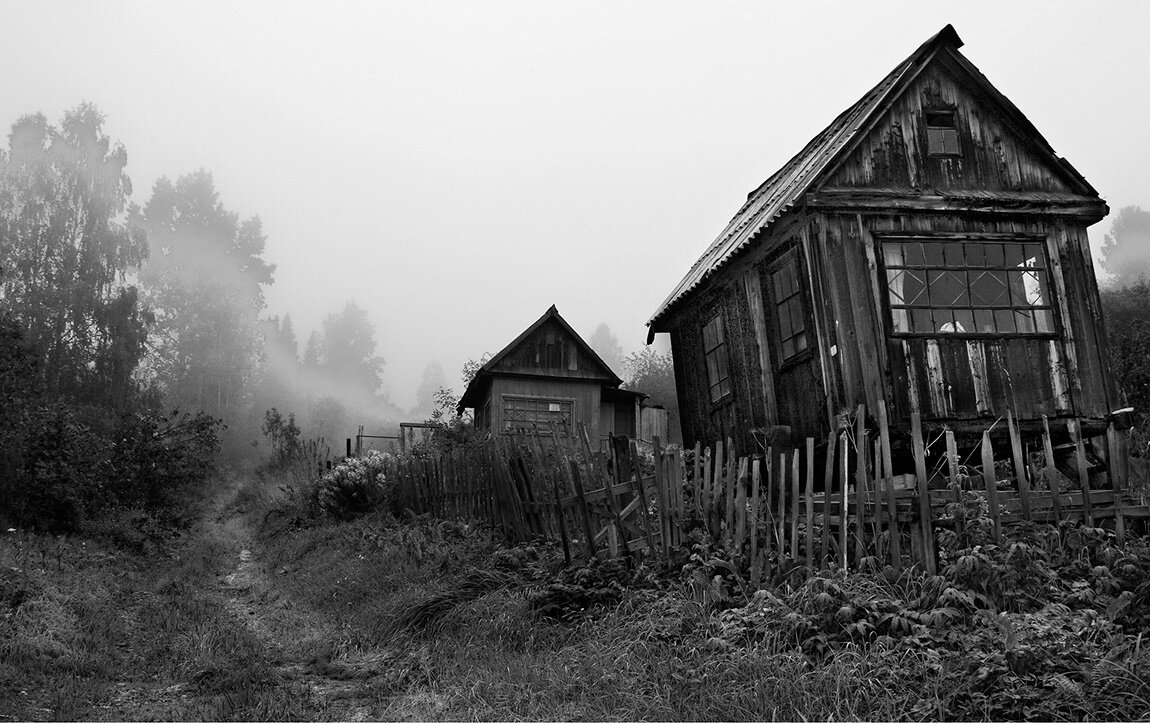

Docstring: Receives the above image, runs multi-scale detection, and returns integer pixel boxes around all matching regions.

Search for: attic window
[883,238,1056,337]
[926,110,960,156]
[702,315,732,403]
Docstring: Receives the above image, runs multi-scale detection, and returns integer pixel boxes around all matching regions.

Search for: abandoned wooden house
[459,305,669,445]
[646,25,1127,477]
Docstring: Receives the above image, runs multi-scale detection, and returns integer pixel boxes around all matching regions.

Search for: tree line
[0,104,393,530]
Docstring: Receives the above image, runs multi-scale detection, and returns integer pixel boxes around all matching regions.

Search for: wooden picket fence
[383,402,1148,575]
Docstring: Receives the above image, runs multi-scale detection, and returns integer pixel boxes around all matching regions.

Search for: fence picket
[805,438,815,571]
[981,430,1002,543]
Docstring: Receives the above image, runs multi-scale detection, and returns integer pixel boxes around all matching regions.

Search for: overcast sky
[3,1,1147,409]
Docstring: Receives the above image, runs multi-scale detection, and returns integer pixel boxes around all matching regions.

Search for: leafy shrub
[317,451,397,520]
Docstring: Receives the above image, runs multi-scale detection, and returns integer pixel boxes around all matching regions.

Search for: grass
[5,470,1150,720]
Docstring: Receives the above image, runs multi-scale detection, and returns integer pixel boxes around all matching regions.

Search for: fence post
[854,405,868,566]
[1069,418,1094,526]
[1007,409,1033,520]
[1042,415,1064,522]
[912,413,935,574]
[750,458,763,586]
[981,430,1002,543]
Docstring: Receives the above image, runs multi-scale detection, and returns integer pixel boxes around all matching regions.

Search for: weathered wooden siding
[491,318,616,380]
[488,377,602,439]
[827,59,1074,193]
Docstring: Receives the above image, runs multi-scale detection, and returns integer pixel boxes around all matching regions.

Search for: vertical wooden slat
[981,431,1002,543]
[763,454,774,580]
[551,467,571,565]
[570,461,597,559]
[854,405,868,565]
[821,430,836,567]
[725,439,737,543]
[790,449,801,561]
[776,451,787,558]
[580,424,628,562]
[652,437,670,559]
[750,458,763,586]
[838,431,849,570]
[1069,419,1094,526]
[945,429,963,544]
[628,441,659,557]
[692,442,703,515]
[872,437,885,561]
[1041,415,1063,522]
[805,437,815,571]
[702,445,713,523]
[734,457,748,553]
[713,440,726,534]
[879,401,900,569]
[1107,426,1127,491]
[912,413,935,574]
[1007,409,1032,520]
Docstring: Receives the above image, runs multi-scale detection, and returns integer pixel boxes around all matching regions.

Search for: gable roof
[458,305,623,410]
[646,24,1101,339]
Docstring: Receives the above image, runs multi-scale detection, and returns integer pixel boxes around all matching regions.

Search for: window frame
[701,313,733,404]
[925,109,961,157]
[499,394,576,436]
[767,250,812,366]
[876,232,1060,340]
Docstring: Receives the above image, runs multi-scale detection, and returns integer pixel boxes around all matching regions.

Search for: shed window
[702,315,732,403]
[883,239,1056,336]
[926,110,960,156]
[502,396,573,435]
[771,258,809,361]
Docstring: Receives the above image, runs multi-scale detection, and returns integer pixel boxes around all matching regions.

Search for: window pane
[779,303,793,338]
[891,308,909,333]
[944,243,964,267]
[1024,243,1044,266]
[703,320,716,350]
[953,309,974,334]
[790,300,805,334]
[965,244,986,267]
[903,243,925,266]
[911,308,934,333]
[884,243,904,267]
[1004,243,1025,268]
[1022,270,1046,305]
[985,244,1004,267]
[1014,309,1036,333]
[924,243,944,266]
[782,338,794,360]
[970,270,1009,306]
[994,309,1016,334]
[887,269,907,304]
[795,333,808,353]
[974,309,995,333]
[1034,309,1054,333]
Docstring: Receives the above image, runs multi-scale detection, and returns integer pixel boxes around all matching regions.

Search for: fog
[3,0,1147,419]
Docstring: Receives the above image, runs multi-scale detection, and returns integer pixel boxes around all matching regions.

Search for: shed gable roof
[458,305,623,410]
[646,24,1102,338]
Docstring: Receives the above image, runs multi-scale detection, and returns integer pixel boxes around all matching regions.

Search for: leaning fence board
[805,438,815,570]
[1041,415,1064,522]
[839,432,849,570]
[912,413,936,574]
[1069,419,1094,526]
[725,439,737,543]
[790,449,800,561]
[981,430,1002,543]
[1007,409,1033,520]
[734,458,748,551]
[945,429,964,543]
[750,459,763,586]
[854,405,868,565]
[821,431,835,565]
[776,451,787,556]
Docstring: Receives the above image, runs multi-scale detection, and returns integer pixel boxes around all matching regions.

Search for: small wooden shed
[647,25,1122,464]
[460,305,668,445]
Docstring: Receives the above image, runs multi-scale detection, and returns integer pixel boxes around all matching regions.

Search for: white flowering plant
[317,450,397,520]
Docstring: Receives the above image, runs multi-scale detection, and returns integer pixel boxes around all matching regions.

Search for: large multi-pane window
[502,396,573,435]
[702,315,732,403]
[771,258,809,361]
[882,238,1056,336]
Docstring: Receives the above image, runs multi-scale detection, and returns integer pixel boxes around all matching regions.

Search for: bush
[317,451,397,520]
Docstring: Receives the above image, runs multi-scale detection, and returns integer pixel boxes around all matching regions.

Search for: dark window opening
[926,110,960,156]
[771,258,809,362]
[883,239,1056,337]
[702,315,732,403]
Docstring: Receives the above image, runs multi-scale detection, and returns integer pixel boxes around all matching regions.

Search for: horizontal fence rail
[378,401,1147,575]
